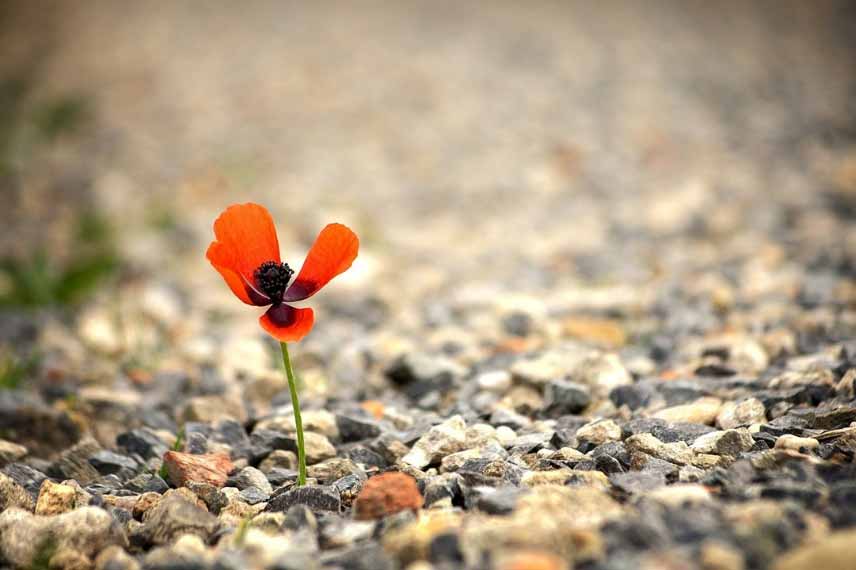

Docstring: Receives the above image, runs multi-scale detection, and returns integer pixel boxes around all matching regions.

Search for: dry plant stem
[280,341,306,485]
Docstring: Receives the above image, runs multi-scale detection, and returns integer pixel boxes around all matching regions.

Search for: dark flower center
[254,261,294,303]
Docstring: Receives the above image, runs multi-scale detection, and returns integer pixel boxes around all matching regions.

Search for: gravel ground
[1,2,856,570]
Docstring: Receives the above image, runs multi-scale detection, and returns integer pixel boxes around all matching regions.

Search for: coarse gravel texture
[2,2,856,570]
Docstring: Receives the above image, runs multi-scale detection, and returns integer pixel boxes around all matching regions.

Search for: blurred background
[0,0,855,430]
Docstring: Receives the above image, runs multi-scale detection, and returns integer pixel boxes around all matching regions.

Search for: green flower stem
[280,341,306,486]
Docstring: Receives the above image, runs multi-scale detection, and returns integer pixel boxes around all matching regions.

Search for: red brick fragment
[353,472,423,520]
[162,451,234,488]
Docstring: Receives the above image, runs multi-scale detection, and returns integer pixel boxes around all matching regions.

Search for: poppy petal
[283,223,359,302]
[207,242,272,306]
[259,304,315,342]
[207,203,280,305]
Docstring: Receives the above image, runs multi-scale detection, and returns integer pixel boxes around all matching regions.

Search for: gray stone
[50,437,102,485]
[576,419,622,445]
[385,351,465,400]
[400,415,468,468]
[89,450,140,476]
[609,471,667,494]
[0,506,127,567]
[135,494,219,546]
[544,379,592,415]
[266,485,341,513]
[239,486,269,505]
[228,466,273,495]
[336,414,382,442]
[691,429,754,456]
[117,428,169,460]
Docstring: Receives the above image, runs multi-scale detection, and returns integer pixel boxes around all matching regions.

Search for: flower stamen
[254,261,294,303]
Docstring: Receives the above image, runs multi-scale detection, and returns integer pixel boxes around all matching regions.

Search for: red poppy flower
[206,203,359,342]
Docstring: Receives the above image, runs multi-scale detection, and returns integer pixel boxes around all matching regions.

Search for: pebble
[510,348,582,385]
[543,379,592,415]
[401,415,468,468]
[228,465,273,495]
[476,370,513,394]
[135,493,219,546]
[265,485,342,513]
[646,483,713,506]
[496,550,566,570]
[625,433,694,465]
[653,397,723,425]
[259,449,298,472]
[386,351,466,400]
[336,413,382,442]
[716,398,767,429]
[162,451,234,487]
[35,479,86,515]
[571,352,633,397]
[353,472,423,520]
[0,472,33,511]
[774,434,820,452]
[576,419,622,445]
[0,439,27,466]
[0,506,127,567]
[772,528,856,570]
[690,429,754,456]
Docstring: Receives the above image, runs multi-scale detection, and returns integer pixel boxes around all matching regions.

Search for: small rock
[571,352,633,397]
[94,545,140,570]
[260,409,340,440]
[561,316,627,348]
[35,479,85,515]
[609,471,666,494]
[543,379,592,415]
[50,438,102,485]
[2,463,47,497]
[774,434,820,452]
[336,414,382,442]
[700,540,745,570]
[180,394,247,424]
[239,486,269,505]
[275,432,337,464]
[476,370,513,394]
[228,466,273,495]
[647,483,712,506]
[135,493,219,546]
[813,407,856,430]
[401,415,468,468]
[386,351,465,400]
[0,439,27,466]
[162,451,234,487]
[0,472,33,511]
[576,419,622,445]
[716,398,766,429]
[691,429,754,456]
[496,550,566,570]
[772,528,856,570]
[48,548,92,570]
[307,458,362,483]
[132,492,162,520]
[260,449,298,472]
[625,433,694,465]
[266,485,341,513]
[510,347,587,386]
[89,450,139,476]
[353,472,423,520]
[0,506,127,567]
[653,397,723,425]
[117,428,169,460]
